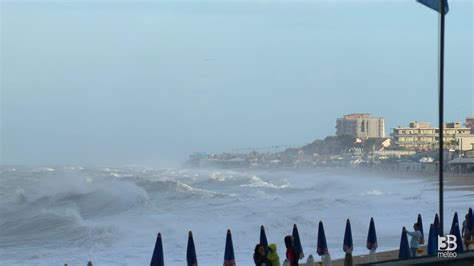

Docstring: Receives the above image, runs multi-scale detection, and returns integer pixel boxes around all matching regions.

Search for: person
[284,235,298,266]
[87,261,93,266]
[267,243,281,266]
[254,244,272,266]
[405,223,422,257]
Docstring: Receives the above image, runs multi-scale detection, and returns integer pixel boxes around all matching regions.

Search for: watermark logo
[437,234,457,258]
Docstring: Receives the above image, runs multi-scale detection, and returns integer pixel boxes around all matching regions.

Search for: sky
[1,0,473,166]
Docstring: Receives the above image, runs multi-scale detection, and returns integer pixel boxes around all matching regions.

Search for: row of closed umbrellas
[151,207,473,265]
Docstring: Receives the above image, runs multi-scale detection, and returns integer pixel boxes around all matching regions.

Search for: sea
[0,166,472,265]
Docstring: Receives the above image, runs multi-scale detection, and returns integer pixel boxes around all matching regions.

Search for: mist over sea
[0,166,472,265]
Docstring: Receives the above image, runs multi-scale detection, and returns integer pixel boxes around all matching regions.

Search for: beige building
[392,121,473,151]
[456,136,474,151]
[336,113,385,139]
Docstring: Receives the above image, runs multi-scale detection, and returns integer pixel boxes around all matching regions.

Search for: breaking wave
[240,175,289,188]
[0,208,119,249]
[197,171,289,189]
[360,189,384,196]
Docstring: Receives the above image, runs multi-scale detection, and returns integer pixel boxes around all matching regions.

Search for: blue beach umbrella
[260,225,268,254]
[451,212,459,229]
[317,221,329,256]
[399,228,410,259]
[223,229,236,266]
[292,224,304,259]
[427,224,437,255]
[434,213,440,236]
[343,219,353,253]
[366,218,378,251]
[150,233,164,266]
[417,214,425,245]
[186,231,198,266]
[449,215,463,253]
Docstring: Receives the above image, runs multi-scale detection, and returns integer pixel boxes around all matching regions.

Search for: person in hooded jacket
[284,235,298,266]
[267,243,281,266]
[405,223,422,257]
[254,244,272,266]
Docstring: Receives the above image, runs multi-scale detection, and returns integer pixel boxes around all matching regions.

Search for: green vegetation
[296,135,355,156]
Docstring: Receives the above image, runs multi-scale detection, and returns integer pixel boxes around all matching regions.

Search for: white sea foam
[209,172,228,182]
[109,172,121,177]
[32,167,55,173]
[360,189,384,196]
[63,166,84,171]
[240,175,283,188]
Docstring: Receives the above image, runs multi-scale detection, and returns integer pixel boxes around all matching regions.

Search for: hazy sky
[1,0,473,166]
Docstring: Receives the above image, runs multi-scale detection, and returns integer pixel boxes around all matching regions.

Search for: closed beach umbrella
[449,216,463,253]
[187,231,198,266]
[343,219,353,253]
[223,229,236,266]
[292,224,304,259]
[427,224,437,255]
[366,217,377,263]
[367,218,378,250]
[150,233,164,266]
[451,212,459,230]
[317,221,329,256]
[399,228,410,259]
[343,219,353,266]
[417,214,425,245]
[434,214,440,236]
[260,225,269,253]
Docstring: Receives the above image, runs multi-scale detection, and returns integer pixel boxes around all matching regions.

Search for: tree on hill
[298,135,355,156]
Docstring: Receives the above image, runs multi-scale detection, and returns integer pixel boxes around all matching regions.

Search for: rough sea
[0,166,472,265]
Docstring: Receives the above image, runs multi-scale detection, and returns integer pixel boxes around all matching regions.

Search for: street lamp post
[417,0,448,235]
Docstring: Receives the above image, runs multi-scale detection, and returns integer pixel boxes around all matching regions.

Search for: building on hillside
[373,150,417,159]
[392,121,473,151]
[466,117,474,134]
[336,113,385,139]
[366,138,392,151]
[456,136,474,151]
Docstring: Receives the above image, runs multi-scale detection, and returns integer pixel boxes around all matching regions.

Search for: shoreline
[245,166,474,192]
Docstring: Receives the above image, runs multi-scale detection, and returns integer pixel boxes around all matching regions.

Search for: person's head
[413,223,419,230]
[284,235,294,249]
[254,244,265,257]
[87,262,93,266]
[268,243,277,254]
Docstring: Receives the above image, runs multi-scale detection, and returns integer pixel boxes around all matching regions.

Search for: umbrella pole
[344,252,353,266]
[367,249,376,263]
[438,0,446,236]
